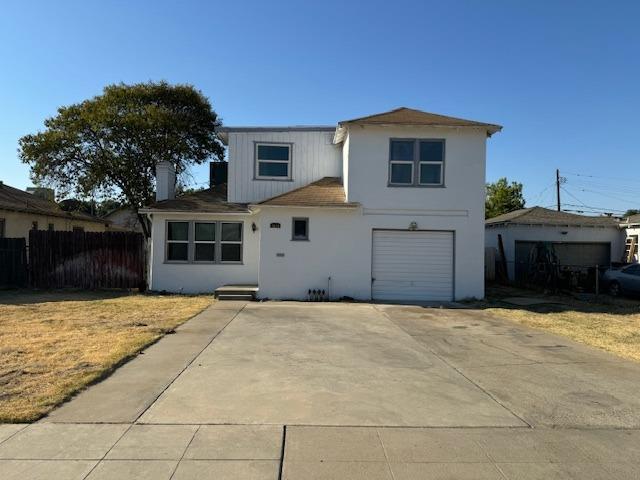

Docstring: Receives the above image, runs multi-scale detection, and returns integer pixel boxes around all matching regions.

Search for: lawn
[480,285,640,363]
[0,291,212,423]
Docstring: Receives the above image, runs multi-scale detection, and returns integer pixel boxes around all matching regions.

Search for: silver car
[603,264,640,297]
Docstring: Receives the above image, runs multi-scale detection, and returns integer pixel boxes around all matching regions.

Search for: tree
[19,82,224,237]
[485,177,525,219]
[624,209,640,218]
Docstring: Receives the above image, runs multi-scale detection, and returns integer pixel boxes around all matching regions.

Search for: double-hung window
[166,221,243,263]
[167,221,189,261]
[388,139,445,186]
[255,143,292,180]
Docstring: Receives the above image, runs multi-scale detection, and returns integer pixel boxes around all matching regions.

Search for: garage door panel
[372,230,454,301]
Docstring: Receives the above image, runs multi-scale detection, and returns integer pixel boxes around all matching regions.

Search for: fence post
[595,264,599,296]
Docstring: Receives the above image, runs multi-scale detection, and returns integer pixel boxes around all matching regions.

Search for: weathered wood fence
[29,230,146,290]
[0,238,28,288]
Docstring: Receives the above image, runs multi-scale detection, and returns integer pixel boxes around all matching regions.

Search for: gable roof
[337,107,502,136]
[486,206,620,228]
[257,177,359,208]
[0,182,106,224]
[141,184,250,214]
[622,213,640,226]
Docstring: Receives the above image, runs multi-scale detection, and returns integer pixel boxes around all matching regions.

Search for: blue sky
[1,0,638,214]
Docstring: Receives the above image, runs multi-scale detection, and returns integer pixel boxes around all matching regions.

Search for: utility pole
[556,168,561,211]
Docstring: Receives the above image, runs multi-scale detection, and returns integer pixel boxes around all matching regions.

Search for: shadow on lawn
[0,289,137,305]
[462,283,640,317]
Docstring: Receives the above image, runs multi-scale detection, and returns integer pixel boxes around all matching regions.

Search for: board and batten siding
[227,130,341,204]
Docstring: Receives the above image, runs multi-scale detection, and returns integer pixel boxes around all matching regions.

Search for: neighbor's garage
[372,230,454,301]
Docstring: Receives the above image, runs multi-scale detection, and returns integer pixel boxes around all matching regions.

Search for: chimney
[156,161,176,201]
[209,161,228,188]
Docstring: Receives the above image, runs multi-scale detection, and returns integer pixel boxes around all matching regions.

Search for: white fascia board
[363,208,468,217]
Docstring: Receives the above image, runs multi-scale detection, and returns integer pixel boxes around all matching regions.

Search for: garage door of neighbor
[372,230,454,301]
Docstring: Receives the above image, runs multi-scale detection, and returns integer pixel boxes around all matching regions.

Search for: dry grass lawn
[480,286,640,363]
[0,291,212,423]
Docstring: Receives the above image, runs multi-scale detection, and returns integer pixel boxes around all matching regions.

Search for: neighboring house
[485,207,624,282]
[0,181,108,242]
[141,107,502,301]
[104,206,144,233]
[620,214,639,262]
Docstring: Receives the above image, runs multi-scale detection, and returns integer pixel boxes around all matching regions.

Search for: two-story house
[141,107,501,301]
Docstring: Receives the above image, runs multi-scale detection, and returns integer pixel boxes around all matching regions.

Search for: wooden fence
[0,238,28,288]
[29,230,146,290]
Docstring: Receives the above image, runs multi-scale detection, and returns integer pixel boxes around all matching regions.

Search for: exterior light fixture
[252,222,257,232]
[409,221,418,231]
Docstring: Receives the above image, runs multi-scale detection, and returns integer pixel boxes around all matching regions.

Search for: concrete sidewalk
[0,423,638,479]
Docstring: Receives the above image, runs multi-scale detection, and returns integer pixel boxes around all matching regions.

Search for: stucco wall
[485,224,625,279]
[258,206,485,301]
[0,209,106,243]
[148,213,260,293]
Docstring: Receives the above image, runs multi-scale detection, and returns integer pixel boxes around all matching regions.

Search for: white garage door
[372,230,454,301]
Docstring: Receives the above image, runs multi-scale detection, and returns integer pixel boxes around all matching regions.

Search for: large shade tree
[485,177,525,219]
[19,81,224,237]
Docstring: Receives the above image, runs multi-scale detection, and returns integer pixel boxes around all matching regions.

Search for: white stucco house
[485,207,625,282]
[141,107,502,301]
[620,214,639,263]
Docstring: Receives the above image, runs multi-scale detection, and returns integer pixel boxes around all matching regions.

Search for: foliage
[19,82,224,236]
[58,198,123,217]
[485,177,525,219]
[624,209,640,218]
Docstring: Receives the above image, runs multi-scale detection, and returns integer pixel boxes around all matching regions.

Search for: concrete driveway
[2,301,640,479]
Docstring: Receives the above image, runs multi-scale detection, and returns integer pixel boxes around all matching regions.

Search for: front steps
[214,284,259,301]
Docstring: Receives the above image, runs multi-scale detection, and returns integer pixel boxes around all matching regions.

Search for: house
[103,206,145,233]
[620,214,639,262]
[141,107,502,301]
[485,207,624,282]
[0,182,108,241]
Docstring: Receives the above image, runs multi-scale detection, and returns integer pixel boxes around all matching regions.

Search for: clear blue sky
[1,0,639,214]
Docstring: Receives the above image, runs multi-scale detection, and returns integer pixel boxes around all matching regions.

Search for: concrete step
[214,284,259,301]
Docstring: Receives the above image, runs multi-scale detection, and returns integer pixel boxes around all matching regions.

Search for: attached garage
[372,230,454,301]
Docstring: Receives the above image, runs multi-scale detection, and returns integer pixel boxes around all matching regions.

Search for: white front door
[372,230,454,301]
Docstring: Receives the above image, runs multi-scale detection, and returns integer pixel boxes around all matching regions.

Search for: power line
[564,172,640,184]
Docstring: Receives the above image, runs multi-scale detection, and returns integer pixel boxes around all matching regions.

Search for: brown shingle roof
[486,207,620,227]
[258,177,358,208]
[0,182,106,224]
[623,214,640,225]
[142,185,250,213]
[339,107,502,135]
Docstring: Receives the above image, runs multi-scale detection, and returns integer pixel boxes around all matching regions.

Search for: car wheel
[609,281,621,297]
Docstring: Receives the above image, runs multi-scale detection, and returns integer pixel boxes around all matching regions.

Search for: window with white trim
[389,139,445,186]
[165,221,243,263]
[255,143,291,179]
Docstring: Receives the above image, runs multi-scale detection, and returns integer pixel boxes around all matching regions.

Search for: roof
[486,207,621,228]
[622,213,640,226]
[141,185,251,214]
[0,182,107,224]
[257,177,359,208]
[217,126,334,145]
[336,107,502,138]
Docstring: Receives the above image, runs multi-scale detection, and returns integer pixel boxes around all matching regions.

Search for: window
[0,218,5,238]
[389,139,445,186]
[32,221,38,230]
[48,223,55,232]
[255,143,291,179]
[73,226,84,233]
[167,221,189,261]
[165,221,243,263]
[292,218,309,241]
[194,222,216,262]
[221,222,242,262]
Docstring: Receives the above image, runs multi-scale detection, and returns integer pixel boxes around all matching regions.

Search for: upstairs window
[389,139,445,186]
[255,143,292,180]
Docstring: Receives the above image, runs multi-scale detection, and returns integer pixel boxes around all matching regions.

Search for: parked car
[602,264,640,297]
